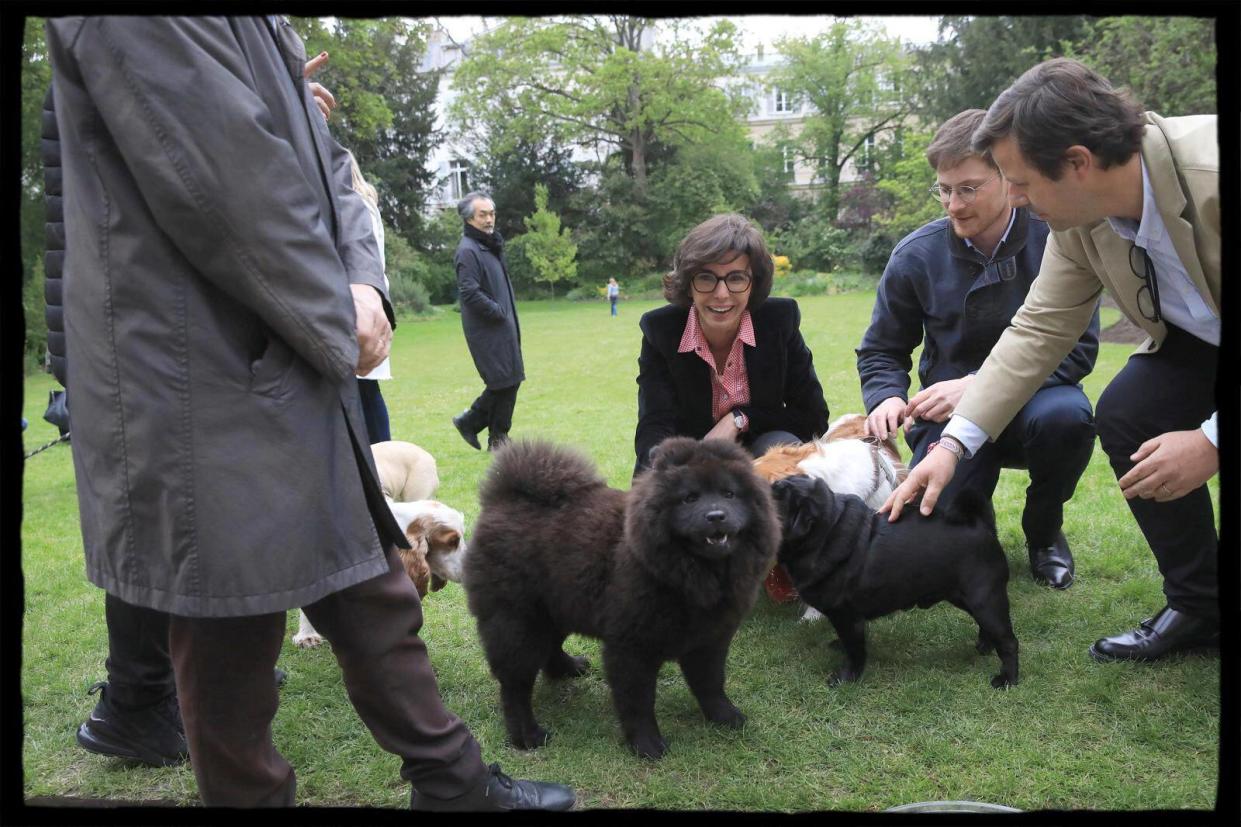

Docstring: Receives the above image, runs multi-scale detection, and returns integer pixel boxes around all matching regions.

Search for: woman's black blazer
[634,297,830,475]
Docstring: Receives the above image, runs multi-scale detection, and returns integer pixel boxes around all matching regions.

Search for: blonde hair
[346,150,379,209]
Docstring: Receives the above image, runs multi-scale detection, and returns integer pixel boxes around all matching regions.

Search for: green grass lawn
[19,294,1220,811]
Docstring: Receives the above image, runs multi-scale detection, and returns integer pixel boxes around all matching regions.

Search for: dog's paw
[545,653,591,680]
[292,631,325,649]
[511,726,551,750]
[990,674,1017,690]
[799,606,825,623]
[827,669,860,687]
[630,733,668,760]
[707,704,747,729]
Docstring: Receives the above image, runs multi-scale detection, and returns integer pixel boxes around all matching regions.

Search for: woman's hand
[704,412,742,443]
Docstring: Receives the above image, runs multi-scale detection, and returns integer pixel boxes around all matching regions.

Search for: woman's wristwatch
[731,408,748,432]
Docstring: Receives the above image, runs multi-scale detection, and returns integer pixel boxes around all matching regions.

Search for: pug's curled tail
[942,488,997,530]
[479,439,608,509]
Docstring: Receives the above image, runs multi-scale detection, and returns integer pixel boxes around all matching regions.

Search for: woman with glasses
[633,213,829,476]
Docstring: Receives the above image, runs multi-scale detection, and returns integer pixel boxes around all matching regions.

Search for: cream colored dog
[293,499,469,648]
[372,440,439,502]
[292,440,465,648]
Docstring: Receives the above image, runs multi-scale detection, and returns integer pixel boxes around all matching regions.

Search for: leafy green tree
[645,132,761,257]
[872,128,943,246]
[290,18,442,246]
[768,19,914,219]
[512,184,578,297]
[449,16,747,195]
[913,16,1091,121]
[1065,17,1216,115]
[21,18,52,368]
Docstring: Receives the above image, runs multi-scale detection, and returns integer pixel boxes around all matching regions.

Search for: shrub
[23,259,47,375]
[772,254,792,279]
[388,272,433,315]
[859,232,897,275]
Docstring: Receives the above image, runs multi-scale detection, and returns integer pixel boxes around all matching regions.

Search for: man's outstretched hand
[879,444,959,522]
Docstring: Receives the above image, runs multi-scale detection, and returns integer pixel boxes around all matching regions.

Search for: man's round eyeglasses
[929,173,999,205]
[691,271,752,293]
[1129,244,1162,323]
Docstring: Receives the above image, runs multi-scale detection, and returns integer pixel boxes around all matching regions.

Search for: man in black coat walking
[452,192,525,452]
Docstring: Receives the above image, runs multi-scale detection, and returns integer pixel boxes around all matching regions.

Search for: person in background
[451,192,524,453]
[607,277,620,316]
[884,58,1220,664]
[858,108,1099,590]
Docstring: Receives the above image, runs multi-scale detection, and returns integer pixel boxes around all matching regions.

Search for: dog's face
[387,499,468,596]
[770,474,831,546]
[648,437,760,560]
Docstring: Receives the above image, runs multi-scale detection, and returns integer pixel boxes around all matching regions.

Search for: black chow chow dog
[464,437,780,759]
[771,474,1018,689]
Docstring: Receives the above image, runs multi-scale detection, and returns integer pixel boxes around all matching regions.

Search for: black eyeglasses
[691,270,752,293]
[1128,245,1162,323]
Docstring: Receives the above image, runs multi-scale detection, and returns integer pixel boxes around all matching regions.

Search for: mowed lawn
[19,293,1220,811]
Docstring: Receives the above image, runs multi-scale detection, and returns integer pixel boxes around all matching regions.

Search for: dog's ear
[650,436,696,471]
[772,475,820,542]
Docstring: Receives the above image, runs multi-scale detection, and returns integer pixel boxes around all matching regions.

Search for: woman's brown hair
[662,213,774,308]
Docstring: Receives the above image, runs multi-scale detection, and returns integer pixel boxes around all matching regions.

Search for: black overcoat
[47,16,403,617]
[454,235,524,389]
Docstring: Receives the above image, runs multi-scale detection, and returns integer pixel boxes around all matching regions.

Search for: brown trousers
[169,546,487,807]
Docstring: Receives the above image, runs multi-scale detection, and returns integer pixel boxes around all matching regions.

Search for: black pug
[464,437,780,759]
[771,474,1018,689]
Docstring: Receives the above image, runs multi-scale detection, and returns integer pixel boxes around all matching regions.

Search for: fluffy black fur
[772,474,1018,689]
[465,437,780,759]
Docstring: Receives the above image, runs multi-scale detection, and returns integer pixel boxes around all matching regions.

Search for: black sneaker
[411,763,575,811]
[75,681,188,767]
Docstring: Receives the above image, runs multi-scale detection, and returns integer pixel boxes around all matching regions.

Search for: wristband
[930,436,964,461]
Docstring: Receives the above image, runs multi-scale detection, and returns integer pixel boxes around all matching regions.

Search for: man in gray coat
[451,192,525,452]
[46,17,572,810]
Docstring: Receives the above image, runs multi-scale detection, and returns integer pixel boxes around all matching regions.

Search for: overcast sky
[428,14,943,49]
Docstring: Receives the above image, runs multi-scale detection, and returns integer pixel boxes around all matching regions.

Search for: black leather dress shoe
[452,411,482,450]
[411,763,575,811]
[1028,532,1074,589]
[1089,606,1220,662]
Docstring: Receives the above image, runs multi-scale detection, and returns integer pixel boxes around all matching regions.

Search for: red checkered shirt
[678,309,755,425]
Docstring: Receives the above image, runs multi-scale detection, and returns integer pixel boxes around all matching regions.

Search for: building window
[448,159,469,201]
[773,89,793,114]
[858,134,876,172]
[782,145,796,177]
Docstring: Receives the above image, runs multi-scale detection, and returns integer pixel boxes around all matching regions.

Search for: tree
[1066,17,1216,115]
[21,18,51,368]
[768,20,914,220]
[511,184,578,297]
[290,18,442,246]
[449,16,748,196]
[913,16,1091,121]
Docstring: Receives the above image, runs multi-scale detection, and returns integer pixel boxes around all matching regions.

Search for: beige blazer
[955,113,1219,439]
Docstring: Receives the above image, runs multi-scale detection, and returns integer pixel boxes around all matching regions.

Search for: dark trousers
[357,378,391,444]
[907,383,1096,548]
[748,429,802,456]
[1094,325,1219,618]
[103,592,175,708]
[169,546,487,807]
[464,383,520,437]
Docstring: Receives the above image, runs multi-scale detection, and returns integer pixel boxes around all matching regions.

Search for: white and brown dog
[753,413,908,623]
[292,440,467,648]
[753,414,907,508]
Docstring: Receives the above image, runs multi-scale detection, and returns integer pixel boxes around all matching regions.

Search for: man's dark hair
[457,191,493,221]
[972,58,1146,181]
[662,213,773,309]
[927,109,993,172]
